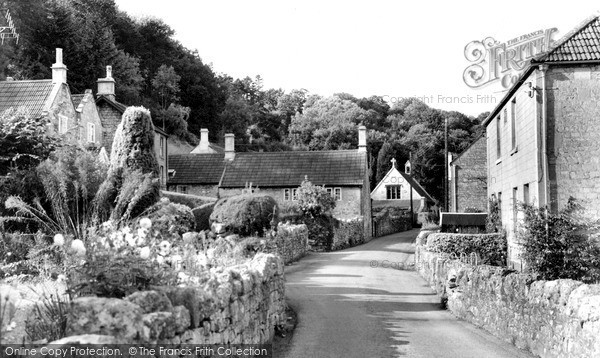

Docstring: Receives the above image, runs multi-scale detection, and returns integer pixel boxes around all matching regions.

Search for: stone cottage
[370,158,434,212]
[94,66,169,187]
[483,15,600,266]
[0,48,101,147]
[168,126,372,239]
[448,135,487,213]
[72,89,103,148]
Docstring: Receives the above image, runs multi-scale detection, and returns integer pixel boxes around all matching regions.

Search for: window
[511,98,517,150]
[160,166,164,184]
[284,189,291,201]
[523,184,530,205]
[496,115,501,159]
[334,188,342,201]
[58,115,68,134]
[292,188,298,201]
[178,185,187,194]
[386,185,402,199]
[326,188,333,196]
[160,137,164,158]
[503,108,508,123]
[87,123,96,143]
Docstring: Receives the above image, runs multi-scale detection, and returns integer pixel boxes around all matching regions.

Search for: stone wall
[449,136,487,213]
[373,211,412,237]
[415,241,600,358]
[274,223,308,264]
[58,253,285,345]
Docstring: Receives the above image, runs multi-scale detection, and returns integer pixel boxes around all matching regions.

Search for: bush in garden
[518,200,600,283]
[296,179,336,217]
[278,201,302,223]
[25,288,70,342]
[332,218,364,250]
[142,198,195,236]
[426,232,507,266]
[486,196,502,233]
[192,203,215,231]
[162,191,216,209]
[94,107,160,223]
[210,194,278,236]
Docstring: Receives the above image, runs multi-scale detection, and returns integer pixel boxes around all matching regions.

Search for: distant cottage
[448,135,487,213]
[169,126,372,239]
[370,158,434,212]
[482,15,600,267]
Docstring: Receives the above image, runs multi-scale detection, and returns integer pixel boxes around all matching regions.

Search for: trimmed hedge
[210,194,278,236]
[162,191,216,209]
[332,218,365,250]
[426,232,507,266]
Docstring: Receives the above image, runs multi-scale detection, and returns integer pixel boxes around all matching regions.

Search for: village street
[277,229,534,358]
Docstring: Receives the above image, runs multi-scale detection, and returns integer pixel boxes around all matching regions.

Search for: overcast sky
[114,0,599,116]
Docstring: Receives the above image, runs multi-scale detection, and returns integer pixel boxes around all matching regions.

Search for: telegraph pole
[444,117,448,212]
[409,151,414,225]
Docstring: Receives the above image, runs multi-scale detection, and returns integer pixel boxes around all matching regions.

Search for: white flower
[171,254,183,270]
[177,272,189,283]
[53,234,65,247]
[71,239,86,256]
[182,232,195,243]
[6,321,16,332]
[125,233,136,246]
[56,274,67,283]
[101,221,113,231]
[137,228,147,240]
[139,217,152,229]
[156,255,164,264]
[121,226,131,235]
[158,240,171,256]
[139,246,151,259]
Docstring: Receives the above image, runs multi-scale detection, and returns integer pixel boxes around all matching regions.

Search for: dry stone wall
[275,223,308,264]
[416,243,600,358]
[58,253,285,345]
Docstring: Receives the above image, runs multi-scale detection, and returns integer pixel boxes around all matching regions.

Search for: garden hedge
[210,194,278,236]
[426,232,507,266]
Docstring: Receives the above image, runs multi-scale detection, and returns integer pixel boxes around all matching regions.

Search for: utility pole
[409,151,414,226]
[444,117,448,212]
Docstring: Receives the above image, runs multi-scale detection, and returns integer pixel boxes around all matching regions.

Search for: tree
[151,64,181,110]
[376,142,394,183]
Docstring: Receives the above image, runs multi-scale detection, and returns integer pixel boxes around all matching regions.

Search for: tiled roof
[0,80,55,117]
[96,95,127,113]
[402,173,434,202]
[168,154,226,185]
[220,150,366,188]
[538,16,600,62]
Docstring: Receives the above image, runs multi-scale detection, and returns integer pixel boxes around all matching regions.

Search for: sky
[114,0,599,117]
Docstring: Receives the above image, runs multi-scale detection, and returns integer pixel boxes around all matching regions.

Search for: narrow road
[277,229,533,358]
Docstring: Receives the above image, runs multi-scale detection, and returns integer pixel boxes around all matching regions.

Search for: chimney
[199,128,209,151]
[51,48,67,84]
[97,65,115,101]
[358,125,367,153]
[224,133,235,160]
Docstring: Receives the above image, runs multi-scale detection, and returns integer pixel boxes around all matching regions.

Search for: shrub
[25,288,70,342]
[142,198,195,236]
[192,203,215,231]
[486,196,502,233]
[94,107,160,223]
[278,201,302,223]
[296,179,335,217]
[210,194,278,236]
[332,218,364,250]
[426,232,507,266]
[518,200,600,283]
[304,215,335,251]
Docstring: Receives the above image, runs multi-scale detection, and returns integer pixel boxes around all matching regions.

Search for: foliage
[25,288,70,342]
[296,179,336,218]
[304,215,335,251]
[332,218,365,250]
[0,108,59,175]
[210,194,278,236]
[191,203,215,231]
[95,107,160,223]
[142,198,195,236]
[426,232,507,266]
[486,196,502,233]
[518,200,600,283]
[278,201,302,223]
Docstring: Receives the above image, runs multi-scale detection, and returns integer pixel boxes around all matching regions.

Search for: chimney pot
[199,128,209,151]
[56,48,63,64]
[224,133,235,160]
[358,125,367,153]
[97,64,115,101]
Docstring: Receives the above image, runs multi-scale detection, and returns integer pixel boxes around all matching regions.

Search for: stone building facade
[168,127,373,239]
[448,136,487,212]
[484,15,600,266]
[72,89,103,148]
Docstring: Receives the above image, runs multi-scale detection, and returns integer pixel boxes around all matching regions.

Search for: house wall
[47,84,77,141]
[77,96,103,148]
[370,167,423,201]
[97,103,121,152]
[546,65,600,218]
[449,136,487,212]
[486,70,541,267]
[154,132,168,188]
[166,184,220,198]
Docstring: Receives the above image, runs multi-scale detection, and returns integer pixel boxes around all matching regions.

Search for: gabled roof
[219,150,366,188]
[537,15,600,62]
[484,14,600,126]
[72,94,85,109]
[168,154,226,185]
[190,142,224,154]
[371,165,434,202]
[0,80,55,118]
[96,94,127,113]
[450,134,485,166]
